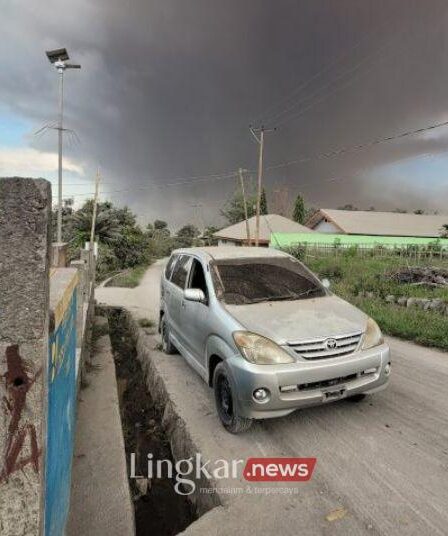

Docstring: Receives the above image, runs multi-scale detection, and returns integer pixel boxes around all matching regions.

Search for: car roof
[172,246,289,261]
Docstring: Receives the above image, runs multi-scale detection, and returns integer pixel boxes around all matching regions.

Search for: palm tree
[69,205,121,247]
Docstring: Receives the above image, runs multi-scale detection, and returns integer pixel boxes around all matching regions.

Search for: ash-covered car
[159,247,391,433]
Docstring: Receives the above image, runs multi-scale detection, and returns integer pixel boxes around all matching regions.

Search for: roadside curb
[67,316,135,536]
[124,310,222,517]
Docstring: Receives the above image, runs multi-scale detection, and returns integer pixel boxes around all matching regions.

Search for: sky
[1,0,448,229]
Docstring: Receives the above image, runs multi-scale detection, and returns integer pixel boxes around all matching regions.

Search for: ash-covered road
[97,260,448,535]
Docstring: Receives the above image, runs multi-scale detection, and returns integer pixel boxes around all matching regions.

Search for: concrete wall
[0,178,96,536]
[0,178,51,536]
[45,269,79,536]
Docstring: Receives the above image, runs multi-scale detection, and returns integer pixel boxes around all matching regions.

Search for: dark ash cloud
[1,0,448,227]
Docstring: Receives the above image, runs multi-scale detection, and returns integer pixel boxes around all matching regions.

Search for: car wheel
[348,393,367,402]
[213,363,252,434]
[161,318,177,355]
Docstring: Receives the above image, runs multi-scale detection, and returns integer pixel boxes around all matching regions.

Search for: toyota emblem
[325,338,337,349]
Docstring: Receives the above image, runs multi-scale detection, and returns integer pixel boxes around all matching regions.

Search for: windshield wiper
[250,293,299,303]
[294,287,321,299]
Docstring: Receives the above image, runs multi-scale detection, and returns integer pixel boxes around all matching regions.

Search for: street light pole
[57,65,64,243]
[46,48,81,243]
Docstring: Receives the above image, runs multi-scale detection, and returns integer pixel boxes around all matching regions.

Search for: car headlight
[233,331,295,365]
[362,318,384,349]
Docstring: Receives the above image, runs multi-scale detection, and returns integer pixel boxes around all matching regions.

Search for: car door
[167,254,192,347]
[180,257,211,370]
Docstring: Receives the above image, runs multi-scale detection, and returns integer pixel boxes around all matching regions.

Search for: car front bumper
[228,343,391,419]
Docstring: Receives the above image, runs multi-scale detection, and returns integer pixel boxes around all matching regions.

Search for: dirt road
[96,260,448,535]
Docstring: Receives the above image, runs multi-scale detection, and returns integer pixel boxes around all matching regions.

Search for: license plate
[323,387,346,401]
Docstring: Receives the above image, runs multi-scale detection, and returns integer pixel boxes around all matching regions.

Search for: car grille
[298,373,358,391]
[287,331,363,360]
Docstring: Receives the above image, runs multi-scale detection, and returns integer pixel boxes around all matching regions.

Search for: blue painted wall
[45,290,77,536]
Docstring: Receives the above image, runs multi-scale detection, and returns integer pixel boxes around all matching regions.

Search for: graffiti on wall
[45,285,77,536]
[0,345,42,483]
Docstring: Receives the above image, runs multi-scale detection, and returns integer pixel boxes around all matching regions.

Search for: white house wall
[313,220,341,233]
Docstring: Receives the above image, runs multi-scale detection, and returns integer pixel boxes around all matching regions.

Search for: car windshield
[211,256,326,305]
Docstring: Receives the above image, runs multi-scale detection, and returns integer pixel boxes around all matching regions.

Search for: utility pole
[90,168,101,247]
[238,168,251,246]
[191,203,205,234]
[249,125,275,246]
[45,48,81,243]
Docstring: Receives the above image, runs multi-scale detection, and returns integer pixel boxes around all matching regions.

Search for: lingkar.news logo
[130,453,317,495]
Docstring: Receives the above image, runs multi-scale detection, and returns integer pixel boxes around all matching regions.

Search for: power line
[266,119,448,171]
[67,171,239,197]
[63,118,448,199]
[260,6,447,130]
[273,10,443,129]
[255,11,397,127]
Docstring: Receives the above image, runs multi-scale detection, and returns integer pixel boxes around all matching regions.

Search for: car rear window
[211,257,325,305]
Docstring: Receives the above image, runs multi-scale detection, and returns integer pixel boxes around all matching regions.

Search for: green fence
[271,232,448,249]
[270,232,448,261]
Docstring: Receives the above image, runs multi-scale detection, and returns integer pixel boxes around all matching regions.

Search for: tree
[260,188,268,215]
[177,224,199,238]
[174,224,200,248]
[70,202,121,246]
[66,200,151,277]
[202,225,220,246]
[414,209,425,215]
[338,204,358,211]
[221,188,257,224]
[147,220,170,239]
[292,194,305,224]
[441,224,448,238]
[154,219,168,230]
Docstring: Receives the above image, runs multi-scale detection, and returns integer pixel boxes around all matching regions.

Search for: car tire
[348,393,367,402]
[213,363,252,434]
[161,318,177,355]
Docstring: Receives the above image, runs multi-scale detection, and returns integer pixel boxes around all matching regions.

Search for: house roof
[213,214,314,242]
[306,209,448,238]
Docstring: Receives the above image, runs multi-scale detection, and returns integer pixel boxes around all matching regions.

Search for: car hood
[224,295,368,344]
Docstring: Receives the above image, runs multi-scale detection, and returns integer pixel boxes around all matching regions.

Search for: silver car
[159,246,391,433]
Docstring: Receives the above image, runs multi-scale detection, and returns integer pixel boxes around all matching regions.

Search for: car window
[211,256,326,305]
[188,259,208,299]
[165,254,178,280]
[171,255,192,289]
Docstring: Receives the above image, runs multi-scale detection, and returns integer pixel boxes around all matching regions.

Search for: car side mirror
[184,288,206,303]
[321,278,331,289]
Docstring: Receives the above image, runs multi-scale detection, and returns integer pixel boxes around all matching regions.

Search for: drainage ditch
[106,308,198,535]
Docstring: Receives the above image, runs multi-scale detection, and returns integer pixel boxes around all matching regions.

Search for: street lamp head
[46,48,69,63]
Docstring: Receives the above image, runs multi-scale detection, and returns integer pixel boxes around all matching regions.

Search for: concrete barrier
[46,268,79,536]
[0,178,96,536]
[0,178,51,536]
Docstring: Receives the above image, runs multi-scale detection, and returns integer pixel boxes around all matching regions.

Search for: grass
[354,297,448,350]
[301,254,448,350]
[105,264,149,288]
